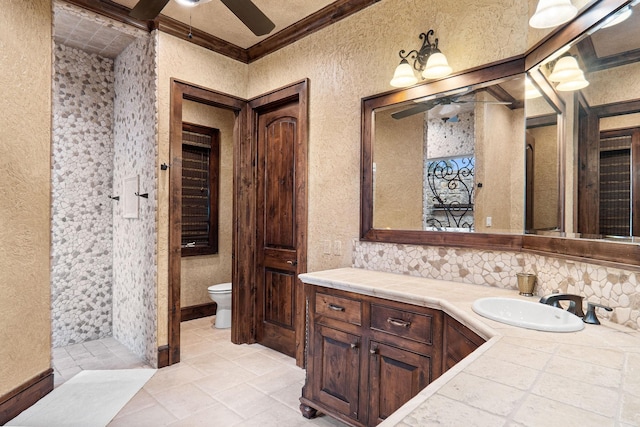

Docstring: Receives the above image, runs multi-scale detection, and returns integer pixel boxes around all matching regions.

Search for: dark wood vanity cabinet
[301,285,483,426]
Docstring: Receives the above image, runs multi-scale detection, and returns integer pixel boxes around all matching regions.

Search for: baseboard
[0,368,54,425]
[157,345,169,368]
[181,302,217,322]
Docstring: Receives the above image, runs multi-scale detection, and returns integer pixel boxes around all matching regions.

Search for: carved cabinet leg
[300,403,318,419]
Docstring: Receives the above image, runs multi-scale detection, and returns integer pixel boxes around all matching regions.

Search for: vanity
[299,275,484,426]
[298,268,640,426]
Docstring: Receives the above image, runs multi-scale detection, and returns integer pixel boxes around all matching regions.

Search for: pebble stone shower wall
[51,44,115,347]
[112,33,158,366]
[353,240,640,330]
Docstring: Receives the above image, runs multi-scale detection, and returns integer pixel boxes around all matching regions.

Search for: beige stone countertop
[298,268,640,427]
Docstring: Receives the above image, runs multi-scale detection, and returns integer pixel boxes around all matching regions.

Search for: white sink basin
[472,297,585,332]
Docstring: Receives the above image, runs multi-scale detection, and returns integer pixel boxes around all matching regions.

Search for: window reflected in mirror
[424,156,475,231]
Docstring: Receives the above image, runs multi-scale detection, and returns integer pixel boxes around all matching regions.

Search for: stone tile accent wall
[51,44,115,347]
[353,240,640,330]
[425,110,475,160]
[112,34,158,366]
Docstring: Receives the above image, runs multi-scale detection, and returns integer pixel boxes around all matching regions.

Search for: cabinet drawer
[370,304,434,345]
[316,292,362,326]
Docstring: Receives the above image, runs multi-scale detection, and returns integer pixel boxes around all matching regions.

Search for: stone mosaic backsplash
[353,240,640,330]
[51,43,115,347]
[112,33,158,366]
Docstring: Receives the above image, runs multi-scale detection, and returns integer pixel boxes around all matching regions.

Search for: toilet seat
[208,282,232,293]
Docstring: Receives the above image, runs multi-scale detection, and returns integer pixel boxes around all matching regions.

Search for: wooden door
[254,95,305,358]
[368,342,432,425]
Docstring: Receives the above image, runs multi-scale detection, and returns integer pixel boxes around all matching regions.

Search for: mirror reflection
[525,74,562,233]
[532,0,640,238]
[372,76,525,234]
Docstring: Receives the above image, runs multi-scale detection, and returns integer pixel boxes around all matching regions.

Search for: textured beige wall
[156,31,247,344]
[583,62,640,106]
[247,0,528,271]
[181,100,235,307]
[0,0,52,397]
[529,125,560,230]
[474,92,525,233]
[601,113,640,131]
[373,109,424,230]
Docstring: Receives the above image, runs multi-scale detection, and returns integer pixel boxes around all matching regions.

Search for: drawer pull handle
[328,304,345,312]
[387,317,411,328]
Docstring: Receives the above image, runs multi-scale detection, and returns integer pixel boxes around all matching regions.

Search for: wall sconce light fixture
[548,55,589,91]
[529,0,577,29]
[390,30,452,88]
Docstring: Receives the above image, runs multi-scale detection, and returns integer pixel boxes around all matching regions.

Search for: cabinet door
[368,341,432,425]
[310,325,362,422]
[443,315,485,371]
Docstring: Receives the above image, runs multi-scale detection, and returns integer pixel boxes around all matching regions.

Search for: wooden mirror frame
[360,0,640,269]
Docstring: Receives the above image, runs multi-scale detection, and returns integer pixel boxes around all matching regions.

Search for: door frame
[167,79,308,367]
[242,79,309,366]
[167,79,246,366]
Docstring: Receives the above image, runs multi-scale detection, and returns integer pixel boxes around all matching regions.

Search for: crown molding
[154,15,249,62]
[246,0,381,62]
[62,0,380,64]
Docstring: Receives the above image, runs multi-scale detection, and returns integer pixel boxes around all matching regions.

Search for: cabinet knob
[369,347,378,355]
[350,342,358,349]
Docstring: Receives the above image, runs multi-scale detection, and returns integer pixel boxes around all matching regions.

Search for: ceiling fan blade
[130,0,170,20]
[391,101,438,120]
[220,0,276,36]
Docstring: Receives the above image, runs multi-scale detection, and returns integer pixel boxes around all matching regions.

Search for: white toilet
[208,282,232,328]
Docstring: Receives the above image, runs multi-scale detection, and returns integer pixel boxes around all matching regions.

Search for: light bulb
[556,71,589,91]
[422,52,452,79]
[529,0,578,29]
[549,56,583,82]
[390,59,418,88]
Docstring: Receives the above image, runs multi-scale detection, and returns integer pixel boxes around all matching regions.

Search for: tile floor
[52,316,346,426]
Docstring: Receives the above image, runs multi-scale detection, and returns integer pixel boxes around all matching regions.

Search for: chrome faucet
[539,293,585,317]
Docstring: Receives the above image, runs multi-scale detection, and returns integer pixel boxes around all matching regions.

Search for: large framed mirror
[361,57,526,250]
[361,0,640,265]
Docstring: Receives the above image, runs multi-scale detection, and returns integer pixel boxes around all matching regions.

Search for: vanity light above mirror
[390,30,453,88]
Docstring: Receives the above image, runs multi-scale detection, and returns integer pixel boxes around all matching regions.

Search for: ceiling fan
[130,0,276,36]
[391,93,511,120]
